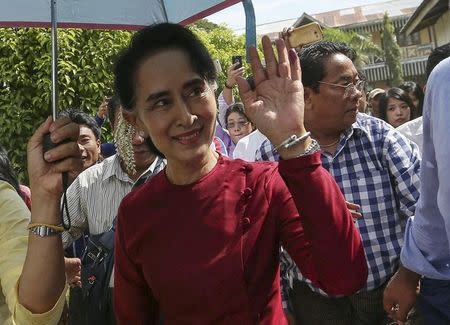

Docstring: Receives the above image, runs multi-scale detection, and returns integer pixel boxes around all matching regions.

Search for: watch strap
[29,225,63,237]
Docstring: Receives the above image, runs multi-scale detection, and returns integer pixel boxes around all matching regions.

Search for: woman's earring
[113,115,136,175]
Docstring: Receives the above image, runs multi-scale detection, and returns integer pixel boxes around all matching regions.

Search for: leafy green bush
[0,28,132,182]
[0,22,246,182]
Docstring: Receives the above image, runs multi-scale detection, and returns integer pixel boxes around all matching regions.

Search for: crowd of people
[0,22,449,325]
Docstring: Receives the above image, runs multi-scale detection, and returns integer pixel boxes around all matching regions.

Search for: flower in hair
[113,114,136,175]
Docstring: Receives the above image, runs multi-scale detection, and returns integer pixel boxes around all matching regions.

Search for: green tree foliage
[323,27,381,69]
[0,28,132,181]
[189,20,249,94]
[0,22,246,181]
[382,13,403,86]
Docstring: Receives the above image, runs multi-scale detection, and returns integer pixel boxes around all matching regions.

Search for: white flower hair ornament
[113,113,136,175]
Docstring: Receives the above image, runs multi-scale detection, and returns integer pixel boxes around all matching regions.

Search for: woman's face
[226,112,253,144]
[386,97,411,128]
[132,49,216,165]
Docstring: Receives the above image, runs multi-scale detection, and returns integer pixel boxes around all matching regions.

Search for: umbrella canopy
[0,0,242,29]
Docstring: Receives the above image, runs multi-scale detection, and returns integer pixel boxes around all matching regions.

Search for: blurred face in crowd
[386,97,411,128]
[304,53,363,134]
[369,94,382,117]
[67,124,100,183]
[78,125,101,171]
[226,112,253,144]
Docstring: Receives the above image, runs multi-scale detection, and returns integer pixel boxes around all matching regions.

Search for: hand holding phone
[280,22,323,49]
[226,57,245,89]
[232,55,243,69]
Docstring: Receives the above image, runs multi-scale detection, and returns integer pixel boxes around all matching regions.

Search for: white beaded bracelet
[273,132,311,152]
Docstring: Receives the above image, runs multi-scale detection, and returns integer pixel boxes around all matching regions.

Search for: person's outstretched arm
[237,36,367,295]
[18,117,82,316]
[217,62,244,127]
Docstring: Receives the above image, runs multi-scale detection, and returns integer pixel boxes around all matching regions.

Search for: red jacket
[114,153,368,324]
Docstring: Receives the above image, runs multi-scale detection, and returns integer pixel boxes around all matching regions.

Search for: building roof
[235,0,421,37]
[293,0,421,28]
[402,0,449,35]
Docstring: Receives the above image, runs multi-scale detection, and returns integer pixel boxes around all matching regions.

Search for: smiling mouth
[174,128,202,145]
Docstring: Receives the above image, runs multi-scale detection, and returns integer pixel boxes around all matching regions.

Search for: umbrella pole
[241,0,256,63]
[51,0,58,119]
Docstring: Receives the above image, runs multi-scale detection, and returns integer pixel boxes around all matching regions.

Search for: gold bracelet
[27,222,64,232]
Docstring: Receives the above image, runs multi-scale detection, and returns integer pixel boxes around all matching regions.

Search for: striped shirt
[62,154,165,248]
[256,113,421,301]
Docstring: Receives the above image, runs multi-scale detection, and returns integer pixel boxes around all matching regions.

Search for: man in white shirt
[62,96,165,324]
[62,95,164,247]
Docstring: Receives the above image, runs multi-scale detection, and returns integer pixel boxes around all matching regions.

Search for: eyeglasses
[318,80,365,98]
[226,121,250,130]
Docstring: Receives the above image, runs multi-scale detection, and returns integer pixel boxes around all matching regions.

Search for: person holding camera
[214,60,245,156]
[215,58,268,161]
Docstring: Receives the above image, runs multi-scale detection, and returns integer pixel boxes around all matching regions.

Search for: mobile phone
[232,55,243,69]
[283,22,323,49]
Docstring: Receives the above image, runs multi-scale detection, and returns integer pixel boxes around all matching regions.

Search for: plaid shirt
[256,113,421,308]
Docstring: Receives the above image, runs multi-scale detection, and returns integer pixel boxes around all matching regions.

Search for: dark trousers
[290,280,421,325]
[418,278,450,325]
[69,287,116,325]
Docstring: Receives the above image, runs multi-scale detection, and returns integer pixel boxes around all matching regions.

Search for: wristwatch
[224,82,233,89]
[297,139,320,157]
[29,225,63,237]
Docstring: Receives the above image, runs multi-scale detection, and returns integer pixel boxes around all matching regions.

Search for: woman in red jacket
[113,23,367,324]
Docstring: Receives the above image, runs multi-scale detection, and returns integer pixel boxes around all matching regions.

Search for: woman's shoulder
[0,180,29,217]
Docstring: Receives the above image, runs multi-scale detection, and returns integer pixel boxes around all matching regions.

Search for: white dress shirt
[62,154,163,247]
[233,130,268,162]
[397,116,423,154]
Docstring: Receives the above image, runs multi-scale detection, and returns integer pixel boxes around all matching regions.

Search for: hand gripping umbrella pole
[51,0,58,120]
[44,0,71,230]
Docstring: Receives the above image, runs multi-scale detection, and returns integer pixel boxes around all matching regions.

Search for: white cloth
[233,130,268,162]
[397,116,423,154]
[401,58,450,279]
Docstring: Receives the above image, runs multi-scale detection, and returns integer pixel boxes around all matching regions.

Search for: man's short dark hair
[59,108,101,140]
[425,43,450,79]
[299,41,357,92]
[114,23,217,112]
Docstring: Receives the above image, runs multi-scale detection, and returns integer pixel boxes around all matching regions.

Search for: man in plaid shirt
[256,42,421,324]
